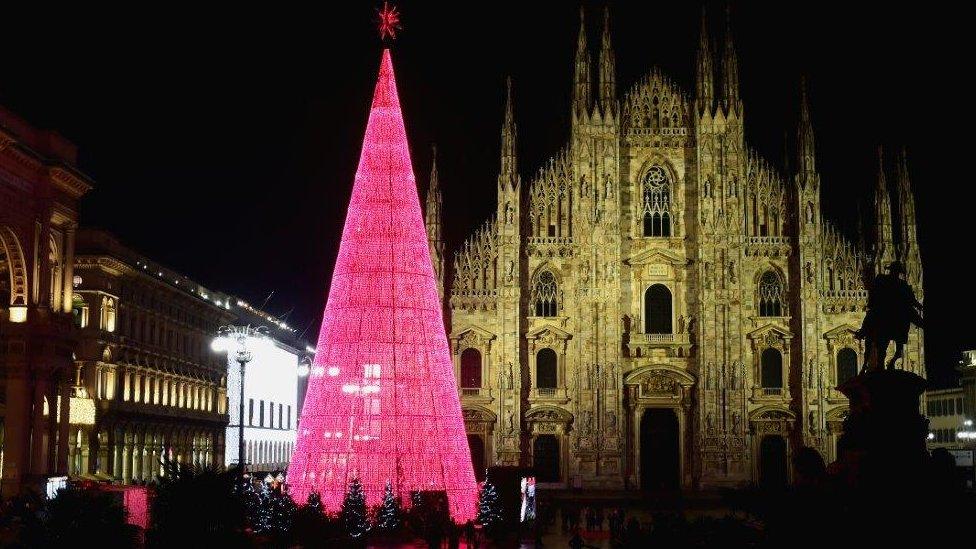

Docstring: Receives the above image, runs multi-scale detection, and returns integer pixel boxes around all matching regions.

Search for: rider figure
[856,261,923,371]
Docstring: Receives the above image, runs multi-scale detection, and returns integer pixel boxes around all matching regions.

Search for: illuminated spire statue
[288,49,477,522]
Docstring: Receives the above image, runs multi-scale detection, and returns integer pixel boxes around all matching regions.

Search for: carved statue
[506,260,515,283]
[805,261,814,283]
[605,412,618,435]
[605,173,614,198]
[507,361,515,389]
[581,410,593,435]
[686,315,696,335]
[677,314,685,334]
[727,260,737,283]
[732,412,740,433]
[505,201,514,225]
[507,409,516,434]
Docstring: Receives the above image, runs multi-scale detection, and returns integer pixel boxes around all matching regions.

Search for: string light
[288,49,477,522]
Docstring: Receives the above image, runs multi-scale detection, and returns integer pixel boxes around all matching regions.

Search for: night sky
[1,2,966,385]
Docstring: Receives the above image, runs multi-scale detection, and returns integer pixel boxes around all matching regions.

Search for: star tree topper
[377,1,402,41]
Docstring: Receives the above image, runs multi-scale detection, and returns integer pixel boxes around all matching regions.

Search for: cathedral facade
[426,9,925,490]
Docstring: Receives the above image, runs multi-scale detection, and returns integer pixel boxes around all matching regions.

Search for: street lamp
[212,324,269,479]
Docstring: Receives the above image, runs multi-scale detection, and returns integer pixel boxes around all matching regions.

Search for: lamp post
[213,324,268,480]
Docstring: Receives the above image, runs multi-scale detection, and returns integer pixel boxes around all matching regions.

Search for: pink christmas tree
[288,49,477,522]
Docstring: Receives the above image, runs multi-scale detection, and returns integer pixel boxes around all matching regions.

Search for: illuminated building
[216,306,310,474]
[0,105,92,498]
[442,7,925,490]
[288,49,478,521]
[70,230,233,482]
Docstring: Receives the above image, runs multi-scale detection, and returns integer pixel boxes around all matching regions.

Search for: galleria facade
[426,9,925,490]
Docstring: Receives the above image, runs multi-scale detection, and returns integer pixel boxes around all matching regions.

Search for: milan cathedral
[427,8,924,489]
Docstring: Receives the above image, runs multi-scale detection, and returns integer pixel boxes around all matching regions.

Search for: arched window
[761,348,783,389]
[536,348,558,389]
[533,270,559,317]
[836,348,858,386]
[644,284,673,334]
[758,271,785,317]
[460,348,482,388]
[641,166,672,237]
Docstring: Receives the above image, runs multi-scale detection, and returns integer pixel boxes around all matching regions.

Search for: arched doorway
[639,408,679,491]
[533,435,560,482]
[467,434,485,481]
[759,435,788,489]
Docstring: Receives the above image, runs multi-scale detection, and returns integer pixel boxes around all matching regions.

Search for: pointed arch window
[533,270,559,317]
[642,166,672,237]
[758,271,785,317]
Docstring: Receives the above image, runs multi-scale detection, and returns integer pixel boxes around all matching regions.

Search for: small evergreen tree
[340,476,371,538]
[476,479,503,530]
[376,479,402,532]
[252,481,274,534]
[306,490,323,514]
[265,488,296,538]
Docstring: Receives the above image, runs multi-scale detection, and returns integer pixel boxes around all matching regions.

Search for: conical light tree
[287,48,478,522]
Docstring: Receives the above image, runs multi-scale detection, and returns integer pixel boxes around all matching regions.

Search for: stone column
[61,223,76,314]
[57,380,72,474]
[2,357,32,498]
[31,375,50,476]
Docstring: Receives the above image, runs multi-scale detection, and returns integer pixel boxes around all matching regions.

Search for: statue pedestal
[836,369,929,490]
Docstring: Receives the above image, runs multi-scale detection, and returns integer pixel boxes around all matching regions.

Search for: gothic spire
[425,144,442,230]
[896,147,919,266]
[425,145,445,298]
[598,6,616,117]
[720,4,741,115]
[695,7,715,116]
[796,76,817,178]
[873,146,895,272]
[573,6,592,120]
[499,78,519,191]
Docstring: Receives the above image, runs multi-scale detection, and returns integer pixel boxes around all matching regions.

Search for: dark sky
[1,2,966,385]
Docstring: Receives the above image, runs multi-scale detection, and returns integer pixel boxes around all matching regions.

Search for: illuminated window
[641,166,672,237]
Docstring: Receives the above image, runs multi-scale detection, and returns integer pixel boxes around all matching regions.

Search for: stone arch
[0,225,29,314]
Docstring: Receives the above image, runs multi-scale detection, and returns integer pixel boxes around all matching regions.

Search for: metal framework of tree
[287,49,477,522]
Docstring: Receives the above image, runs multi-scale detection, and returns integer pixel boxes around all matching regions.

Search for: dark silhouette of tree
[340,476,370,539]
[148,459,249,548]
[24,485,136,549]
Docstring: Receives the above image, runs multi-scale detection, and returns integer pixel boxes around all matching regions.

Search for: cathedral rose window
[642,166,672,237]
